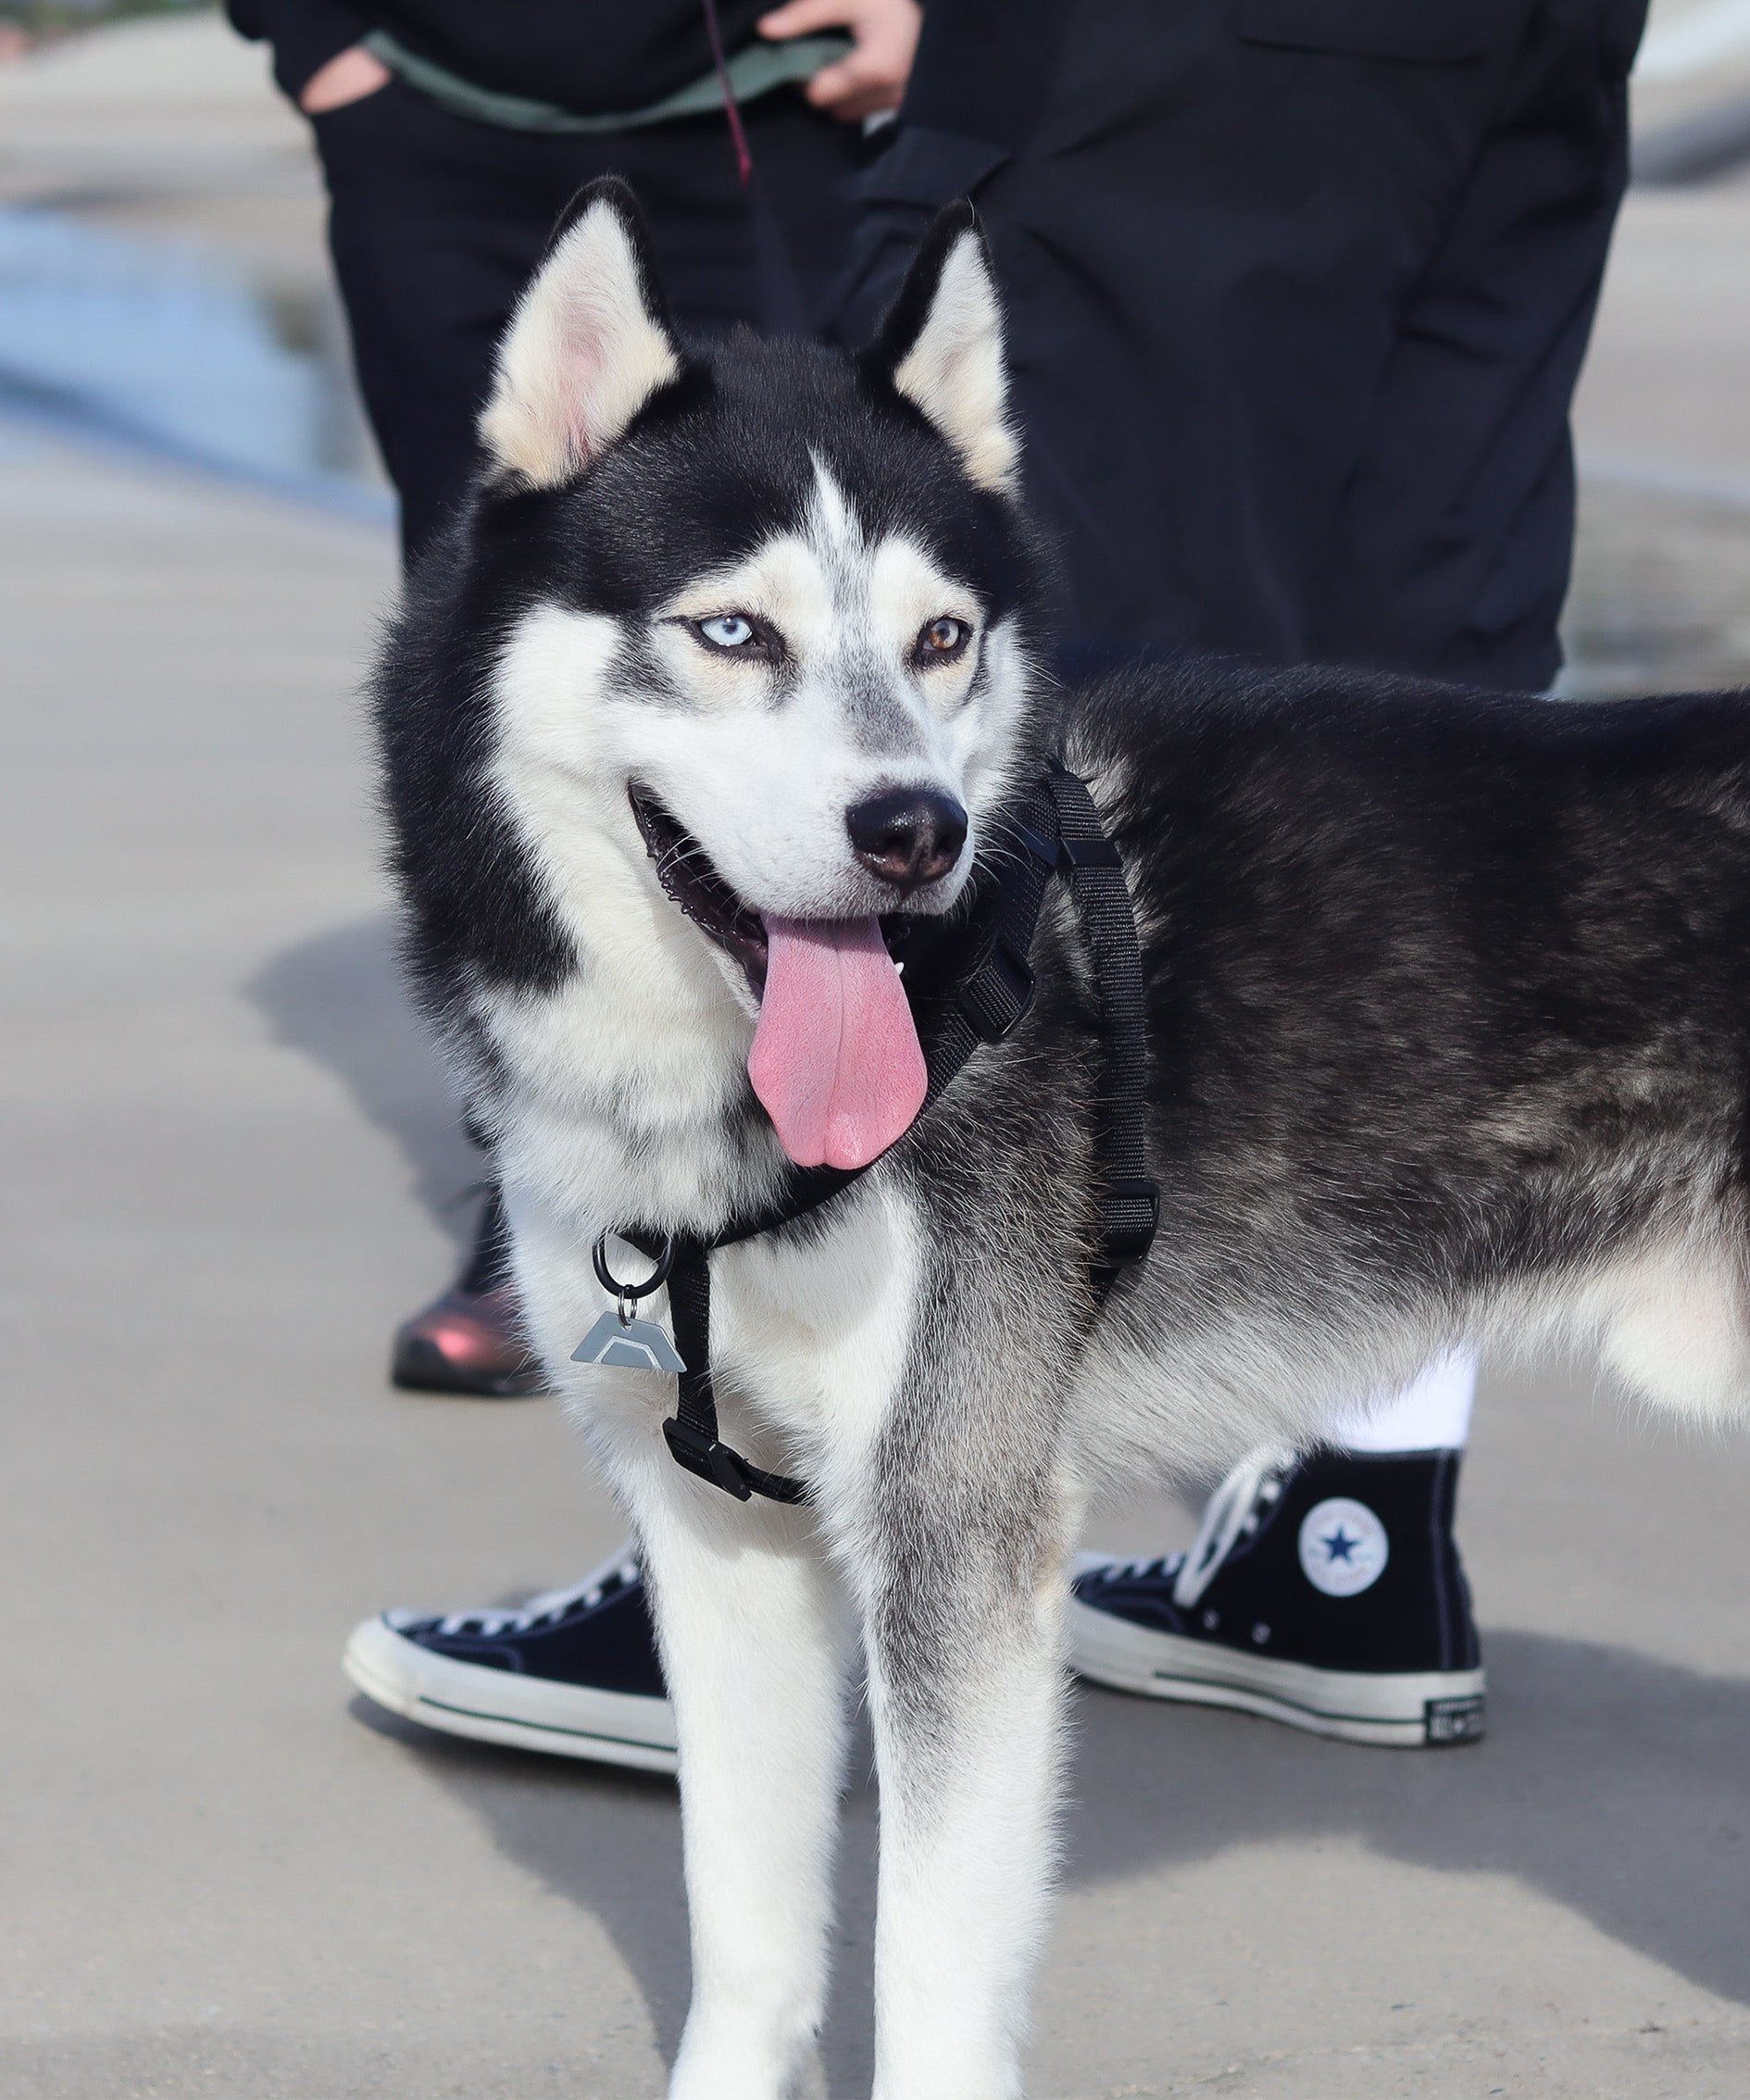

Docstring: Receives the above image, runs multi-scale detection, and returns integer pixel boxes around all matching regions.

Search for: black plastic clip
[662,1417,755,1501]
[1011,818,1121,873]
[1059,832,1123,869]
[1097,1179,1161,1267]
[1010,819,1065,869]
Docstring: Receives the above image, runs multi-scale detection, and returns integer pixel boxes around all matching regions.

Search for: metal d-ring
[592,1232,676,1328]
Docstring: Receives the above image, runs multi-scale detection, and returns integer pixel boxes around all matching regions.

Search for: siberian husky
[373,179,1750,2098]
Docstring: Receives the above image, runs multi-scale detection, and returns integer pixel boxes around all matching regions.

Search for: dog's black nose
[846,789,968,894]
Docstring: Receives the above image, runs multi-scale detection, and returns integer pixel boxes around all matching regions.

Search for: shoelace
[433,1551,640,1638]
[1103,1550,1189,1584]
[1089,1444,1300,1609]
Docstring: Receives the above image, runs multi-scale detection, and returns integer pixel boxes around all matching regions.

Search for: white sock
[1319,1347,1476,1454]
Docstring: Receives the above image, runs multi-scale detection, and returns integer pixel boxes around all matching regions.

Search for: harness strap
[631,768,1156,1506]
[1044,767,1161,1276]
[661,1238,809,1502]
[943,769,1060,1057]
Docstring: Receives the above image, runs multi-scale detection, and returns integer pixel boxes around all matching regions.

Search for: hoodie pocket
[1239,0,1497,64]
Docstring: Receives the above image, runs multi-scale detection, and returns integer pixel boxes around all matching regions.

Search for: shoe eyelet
[1251,1621,1270,1644]
[1202,1609,1219,1631]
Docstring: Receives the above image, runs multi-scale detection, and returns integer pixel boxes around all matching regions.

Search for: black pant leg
[1313,2,1644,690]
[972,0,1634,687]
[314,83,861,567]
[311,81,553,566]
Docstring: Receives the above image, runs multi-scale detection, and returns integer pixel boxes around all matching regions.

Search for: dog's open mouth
[631,786,770,991]
[629,785,931,1171]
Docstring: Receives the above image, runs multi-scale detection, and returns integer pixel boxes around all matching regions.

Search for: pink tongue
[748,917,929,1169]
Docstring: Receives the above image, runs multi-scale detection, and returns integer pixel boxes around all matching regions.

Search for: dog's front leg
[846,1449,1074,2100]
[620,1451,851,2100]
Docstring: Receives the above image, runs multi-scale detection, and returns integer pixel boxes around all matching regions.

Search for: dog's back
[1061,662,1750,1463]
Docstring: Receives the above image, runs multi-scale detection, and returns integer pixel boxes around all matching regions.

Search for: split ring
[592,1232,676,1306]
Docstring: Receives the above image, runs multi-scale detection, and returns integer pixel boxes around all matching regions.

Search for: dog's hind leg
[616,1450,851,2100]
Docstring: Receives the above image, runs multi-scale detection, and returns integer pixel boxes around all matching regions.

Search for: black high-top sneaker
[344,1554,675,1772]
[390,1184,548,1398]
[1070,1447,1485,1747]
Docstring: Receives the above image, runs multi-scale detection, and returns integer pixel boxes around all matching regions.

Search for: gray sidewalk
[4,420,1750,2100]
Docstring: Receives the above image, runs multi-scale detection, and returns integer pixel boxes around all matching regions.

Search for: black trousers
[858,0,1648,693]
[310,78,863,564]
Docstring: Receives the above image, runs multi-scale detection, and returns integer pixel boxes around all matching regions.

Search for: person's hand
[756,0,922,122]
[299,44,394,116]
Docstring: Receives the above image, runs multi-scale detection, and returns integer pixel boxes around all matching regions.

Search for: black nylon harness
[606,764,1158,1506]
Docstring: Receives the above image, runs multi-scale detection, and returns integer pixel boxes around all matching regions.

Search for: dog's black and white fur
[375,181,1750,2097]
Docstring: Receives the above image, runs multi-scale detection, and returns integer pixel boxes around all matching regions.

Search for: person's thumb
[757,0,844,40]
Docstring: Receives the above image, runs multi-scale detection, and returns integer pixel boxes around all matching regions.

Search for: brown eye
[919,616,969,659]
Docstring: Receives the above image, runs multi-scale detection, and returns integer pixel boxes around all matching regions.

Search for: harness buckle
[957,933,1037,1044]
[1097,1179,1160,1267]
[1059,832,1123,870]
[662,1417,755,1501]
[1009,819,1063,869]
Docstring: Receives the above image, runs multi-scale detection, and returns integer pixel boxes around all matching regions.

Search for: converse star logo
[1297,1496,1390,1597]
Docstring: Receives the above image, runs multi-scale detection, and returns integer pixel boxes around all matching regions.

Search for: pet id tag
[573,1233,687,1375]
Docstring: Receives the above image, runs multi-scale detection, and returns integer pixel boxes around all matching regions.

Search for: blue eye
[698,614,756,649]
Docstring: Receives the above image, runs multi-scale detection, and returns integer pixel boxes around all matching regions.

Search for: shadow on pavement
[348,1694,883,2095]
[351,1629,1750,2094]
[1067,1628,1750,2008]
[246,916,479,1245]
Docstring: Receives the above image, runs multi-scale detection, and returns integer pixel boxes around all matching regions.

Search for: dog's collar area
[601,764,1160,1507]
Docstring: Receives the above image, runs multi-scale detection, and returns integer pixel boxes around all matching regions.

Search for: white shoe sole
[1068,1593,1485,1748]
[344,1615,679,1775]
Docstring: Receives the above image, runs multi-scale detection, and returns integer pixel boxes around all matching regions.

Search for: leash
[360,27,848,138]
[700,0,814,335]
[582,767,1159,1505]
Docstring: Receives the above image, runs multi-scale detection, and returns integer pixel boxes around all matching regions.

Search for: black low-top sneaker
[344,1555,676,1772]
[1070,1447,1485,1747]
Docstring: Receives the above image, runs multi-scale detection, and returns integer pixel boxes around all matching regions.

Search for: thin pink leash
[700,0,755,187]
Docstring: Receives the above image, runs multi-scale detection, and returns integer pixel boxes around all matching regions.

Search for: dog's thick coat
[375,183,1750,2099]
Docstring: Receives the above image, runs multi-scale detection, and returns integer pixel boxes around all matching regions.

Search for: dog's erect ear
[479,178,682,488]
[867,203,1017,493]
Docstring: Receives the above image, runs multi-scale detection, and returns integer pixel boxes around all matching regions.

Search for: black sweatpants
[856,0,1649,693]
[310,79,862,564]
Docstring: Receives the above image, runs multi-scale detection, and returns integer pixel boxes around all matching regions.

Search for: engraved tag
[571,1309,687,1374]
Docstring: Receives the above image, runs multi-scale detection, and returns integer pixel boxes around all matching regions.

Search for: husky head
[391,180,1051,1171]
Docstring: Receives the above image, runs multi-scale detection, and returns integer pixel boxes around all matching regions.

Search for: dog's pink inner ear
[890,230,1018,494]
[479,202,681,488]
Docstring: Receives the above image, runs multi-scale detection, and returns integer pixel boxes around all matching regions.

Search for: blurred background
[3,0,1750,684]
[0,1,383,509]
